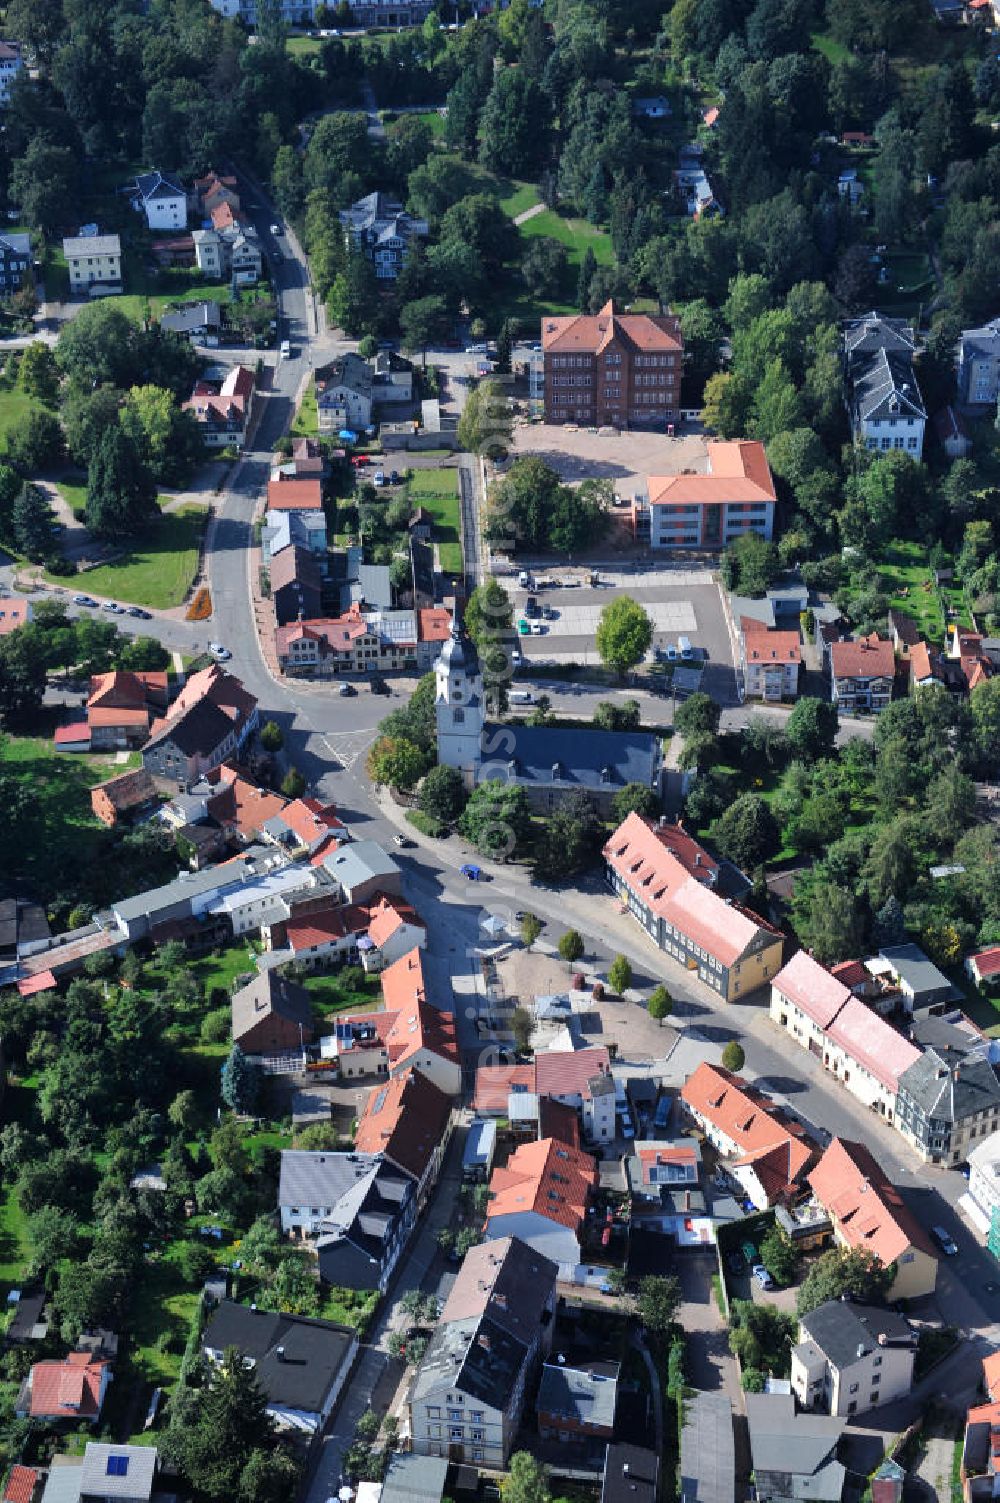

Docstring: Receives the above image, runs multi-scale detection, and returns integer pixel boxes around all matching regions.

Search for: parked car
[338,683,357,697]
[932,1225,958,1256]
[350,455,370,467]
[393,834,414,848]
[541,604,554,619]
[752,1264,775,1289]
[370,677,390,695]
[518,570,533,588]
[127,606,152,619]
[373,471,387,487]
[460,863,483,880]
[529,622,545,635]
[389,470,401,484]
[208,642,231,661]
[510,648,523,666]
[73,594,97,607]
[726,1251,745,1276]
[524,596,539,617]
[103,601,125,614]
[517,620,531,635]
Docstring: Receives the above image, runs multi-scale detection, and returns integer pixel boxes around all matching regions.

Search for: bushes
[406,809,447,838]
[186,586,212,621]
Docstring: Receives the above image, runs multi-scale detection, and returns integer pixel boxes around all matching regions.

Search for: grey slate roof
[39,1462,83,1503]
[746,1393,845,1499]
[899,1045,1000,1124]
[316,1162,412,1263]
[851,346,926,423]
[679,1390,735,1503]
[961,317,1000,359]
[278,1149,382,1209]
[134,170,185,202]
[160,301,221,335]
[488,723,660,795]
[844,313,917,359]
[339,192,428,245]
[380,1453,449,1503]
[879,942,958,1001]
[231,970,313,1043]
[201,1301,355,1414]
[410,1314,528,1412]
[537,1362,618,1430]
[63,234,121,258]
[80,1443,157,1501]
[322,839,400,894]
[0,233,30,259]
[348,563,393,609]
[316,352,373,401]
[112,852,256,923]
[603,1444,658,1503]
[798,1301,913,1371]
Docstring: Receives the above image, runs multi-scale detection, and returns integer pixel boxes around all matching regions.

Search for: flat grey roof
[380,1453,449,1503]
[679,1391,734,1503]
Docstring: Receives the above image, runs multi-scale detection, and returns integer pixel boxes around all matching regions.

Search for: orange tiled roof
[0,598,30,636]
[487,1137,597,1231]
[27,1353,106,1420]
[354,1065,451,1180]
[542,299,682,357]
[534,1048,612,1101]
[418,607,452,643]
[984,1352,1000,1401]
[3,1466,38,1503]
[603,812,718,915]
[773,951,851,1030]
[267,477,323,512]
[285,903,367,952]
[830,634,895,680]
[648,441,776,508]
[367,894,424,949]
[745,630,801,665]
[809,1137,936,1267]
[681,1062,813,1199]
[472,1064,535,1113]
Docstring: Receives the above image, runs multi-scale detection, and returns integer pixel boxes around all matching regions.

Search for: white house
[315,354,374,433]
[791,1301,916,1419]
[63,234,122,296]
[742,626,802,702]
[960,1129,1000,1238]
[130,171,187,232]
[844,313,926,459]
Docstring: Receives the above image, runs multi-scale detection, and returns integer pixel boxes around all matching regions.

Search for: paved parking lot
[501,569,738,699]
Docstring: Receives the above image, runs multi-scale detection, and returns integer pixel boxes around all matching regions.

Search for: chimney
[276,1346,286,1362]
[684,1189,691,1211]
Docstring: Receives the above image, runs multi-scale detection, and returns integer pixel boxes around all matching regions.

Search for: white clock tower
[434,617,484,785]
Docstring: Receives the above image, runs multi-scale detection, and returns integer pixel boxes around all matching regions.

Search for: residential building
[208,859,333,940]
[276,604,451,680]
[87,670,169,753]
[877,942,959,1012]
[364,894,427,970]
[408,1237,557,1466]
[63,235,122,297]
[625,1139,715,1244]
[315,355,374,433]
[484,1136,598,1277]
[541,299,682,428]
[636,439,777,550]
[679,1391,735,1503]
[0,235,31,298]
[2,1466,38,1503]
[958,1129,1000,1240]
[267,901,366,971]
[16,1354,110,1424]
[354,1066,453,1208]
[340,193,428,280]
[844,313,926,458]
[290,437,327,478]
[183,364,256,447]
[192,224,262,283]
[160,301,221,342]
[680,1062,817,1208]
[378,949,461,1094]
[822,996,921,1125]
[602,1446,659,1503]
[471,1049,615,1143]
[0,42,23,105]
[278,1149,414,1291]
[808,1137,938,1300]
[79,1444,158,1503]
[770,950,854,1061]
[745,1393,846,1503]
[141,664,259,787]
[958,317,1000,411]
[791,1301,916,1418]
[604,812,782,1000]
[537,1361,618,1444]
[0,596,30,634]
[128,171,186,232]
[90,769,158,828]
[741,622,802,701]
[201,1301,357,1432]
[270,546,323,628]
[909,640,945,690]
[110,848,271,942]
[373,349,414,407]
[896,1026,1000,1166]
[673,142,724,220]
[230,970,314,1056]
[968,947,1000,990]
[263,508,328,563]
[463,1119,498,1182]
[830,634,895,716]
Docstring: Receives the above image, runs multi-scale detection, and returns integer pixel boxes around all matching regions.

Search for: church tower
[434,616,484,786]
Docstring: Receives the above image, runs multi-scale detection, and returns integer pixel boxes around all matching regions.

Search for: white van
[679,635,694,659]
[279,339,291,360]
[509,689,533,705]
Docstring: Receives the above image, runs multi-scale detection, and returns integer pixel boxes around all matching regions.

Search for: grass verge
[292,379,319,438]
[45,505,207,609]
[408,467,462,573]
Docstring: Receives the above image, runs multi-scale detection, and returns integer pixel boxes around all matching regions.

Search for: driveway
[675,1251,742,1409]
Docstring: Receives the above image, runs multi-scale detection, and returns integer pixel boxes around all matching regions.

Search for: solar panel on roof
[106,1456,129,1476]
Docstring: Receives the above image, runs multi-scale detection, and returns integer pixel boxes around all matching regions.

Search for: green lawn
[0,1184,31,1289]
[292,379,319,438]
[128,1246,204,1386]
[0,385,47,447]
[408,110,448,140]
[113,282,234,326]
[811,29,852,65]
[519,208,614,268]
[867,541,970,643]
[500,181,543,219]
[45,505,207,609]
[57,478,88,519]
[305,968,382,1023]
[876,250,935,318]
[408,467,463,573]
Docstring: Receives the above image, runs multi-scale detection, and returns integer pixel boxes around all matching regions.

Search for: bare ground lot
[509,422,709,498]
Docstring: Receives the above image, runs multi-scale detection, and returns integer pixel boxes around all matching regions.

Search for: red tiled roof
[830,634,895,680]
[88,670,167,710]
[808,1137,936,1267]
[603,812,719,915]
[909,641,936,683]
[487,1137,597,1231]
[87,707,150,729]
[472,1064,535,1113]
[3,1466,38,1503]
[734,1137,816,1205]
[971,947,1000,982]
[267,478,323,511]
[278,796,344,850]
[0,599,30,636]
[206,768,286,838]
[662,879,779,969]
[984,1351,1000,1401]
[285,903,365,952]
[542,300,682,356]
[534,1047,612,1101]
[745,630,801,665]
[825,996,921,1094]
[539,1097,581,1147]
[17,971,55,998]
[830,959,868,990]
[636,1144,696,1184]
[772,951,851,1030]
[417,608,452,643]
[54,722,90,747]
[354,1066,451,1180]
[27,1353,106,1420]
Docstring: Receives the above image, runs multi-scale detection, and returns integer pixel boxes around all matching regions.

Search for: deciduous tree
[595,596,653,677]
